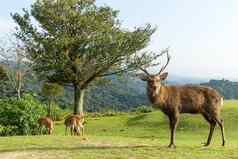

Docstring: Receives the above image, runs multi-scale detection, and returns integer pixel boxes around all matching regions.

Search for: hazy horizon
[1,0,238,80]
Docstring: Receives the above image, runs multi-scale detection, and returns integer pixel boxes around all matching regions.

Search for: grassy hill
[0,100,238,159]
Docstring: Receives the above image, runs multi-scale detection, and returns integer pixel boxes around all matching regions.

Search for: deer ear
[137,74,149,81]
[160,72,168,80]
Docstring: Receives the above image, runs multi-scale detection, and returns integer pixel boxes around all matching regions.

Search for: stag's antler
[157,49,171,75]
[139,67,150,76]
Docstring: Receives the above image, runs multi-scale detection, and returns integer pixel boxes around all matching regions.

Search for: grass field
[1,100,238,159]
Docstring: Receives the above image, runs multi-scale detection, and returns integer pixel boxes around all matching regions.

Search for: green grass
[1,100,238,159]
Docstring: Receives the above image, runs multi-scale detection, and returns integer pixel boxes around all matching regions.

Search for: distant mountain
[0,69,212,112]
[2,61,235,111]
[61,76,151,112]
[167,74,208,84]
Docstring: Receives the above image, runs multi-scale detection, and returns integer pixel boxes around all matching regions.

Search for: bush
[0,125,18,136]
[53,105,70,121]
[0,94,47,136]
[132,106,153,113]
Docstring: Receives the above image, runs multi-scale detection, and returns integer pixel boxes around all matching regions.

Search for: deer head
[138,51,170,89]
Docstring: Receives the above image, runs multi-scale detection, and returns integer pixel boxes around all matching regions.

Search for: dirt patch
[0,152,32,159]
[0,151,71,159]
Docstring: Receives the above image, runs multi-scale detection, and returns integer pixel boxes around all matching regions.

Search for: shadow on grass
[0,144,216,154]
[127,114,147,126]
[0,145,163,153]
[126,113,167,128]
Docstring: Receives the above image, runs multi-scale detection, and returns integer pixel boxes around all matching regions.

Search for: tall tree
[12,0,162,114]
[0,37,30,99]
[42,82,64,118]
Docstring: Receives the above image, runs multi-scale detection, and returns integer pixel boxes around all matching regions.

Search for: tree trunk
[48,98,53,118]
[74,84,85,115]
[16,71,22,100]
[17,87,21,100]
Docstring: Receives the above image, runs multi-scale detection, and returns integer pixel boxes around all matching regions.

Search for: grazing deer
[138,52,225,148]
[64,114,84,136]
[38,117,54,135]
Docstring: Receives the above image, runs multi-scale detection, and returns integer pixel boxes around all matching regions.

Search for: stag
[64,114,84,136]
[138,51,225,148]
[38,117,54,135]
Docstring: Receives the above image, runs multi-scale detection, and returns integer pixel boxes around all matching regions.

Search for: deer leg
[79,123,84,136]
[202,113,216,146]
[41,126,45,135]
[74,126,79,136]
[48,126,50,135]
[205,121,216,146]
[39,126,41,135]
[70,126,73,136]
[49,127,53,135]
[51,124,54,135]
[77,126,81,136]
[215,117,226,146]
[75,125,78,136]
[39,126,43,135]
[65,126,68,136]
[168,115,179,148]
[73,125,77,136]
[81,124,84,137]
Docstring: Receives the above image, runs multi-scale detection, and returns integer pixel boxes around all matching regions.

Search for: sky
[1,0,238,80]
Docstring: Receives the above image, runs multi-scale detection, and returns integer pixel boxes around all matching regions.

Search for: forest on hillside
[1,65,237,112]
[201,79,238,99]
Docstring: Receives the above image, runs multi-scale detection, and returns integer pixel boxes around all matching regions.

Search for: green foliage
[0,94,46,136]
[0,125,18,136]
[0,65,8,80]
[12,0,157,86]
[201,79,238,99]
[41,82,64,98]
[52,104,70,121]
[131,105,154,113]
[12,0,160,114]
[41,82,64,117]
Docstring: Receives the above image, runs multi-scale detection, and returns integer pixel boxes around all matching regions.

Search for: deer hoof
[168,144,176,148]
[222,141,225,147]
[203,143,210,147]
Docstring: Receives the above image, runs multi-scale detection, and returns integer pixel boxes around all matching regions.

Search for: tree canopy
[42,82,64,98]
[12,0,161,114]
[42,82,64,118]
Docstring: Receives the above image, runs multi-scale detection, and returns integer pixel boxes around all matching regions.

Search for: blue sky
[1,0,238,80]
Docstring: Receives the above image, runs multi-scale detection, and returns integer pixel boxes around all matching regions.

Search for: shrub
[86,112,103,118]
[53,105,70,121]
[132,106,154,113]
[102,111,126,117]
[0,125,18,136]
[0,94,47,136]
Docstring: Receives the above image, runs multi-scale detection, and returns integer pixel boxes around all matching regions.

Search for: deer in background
[38,117,54,135]
[138,51,225,148]
[64,114,84,136]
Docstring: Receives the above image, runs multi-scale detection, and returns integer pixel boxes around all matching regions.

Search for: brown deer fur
[64,114,84,136]
[140,72,225,148]
[38,117,54,135]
